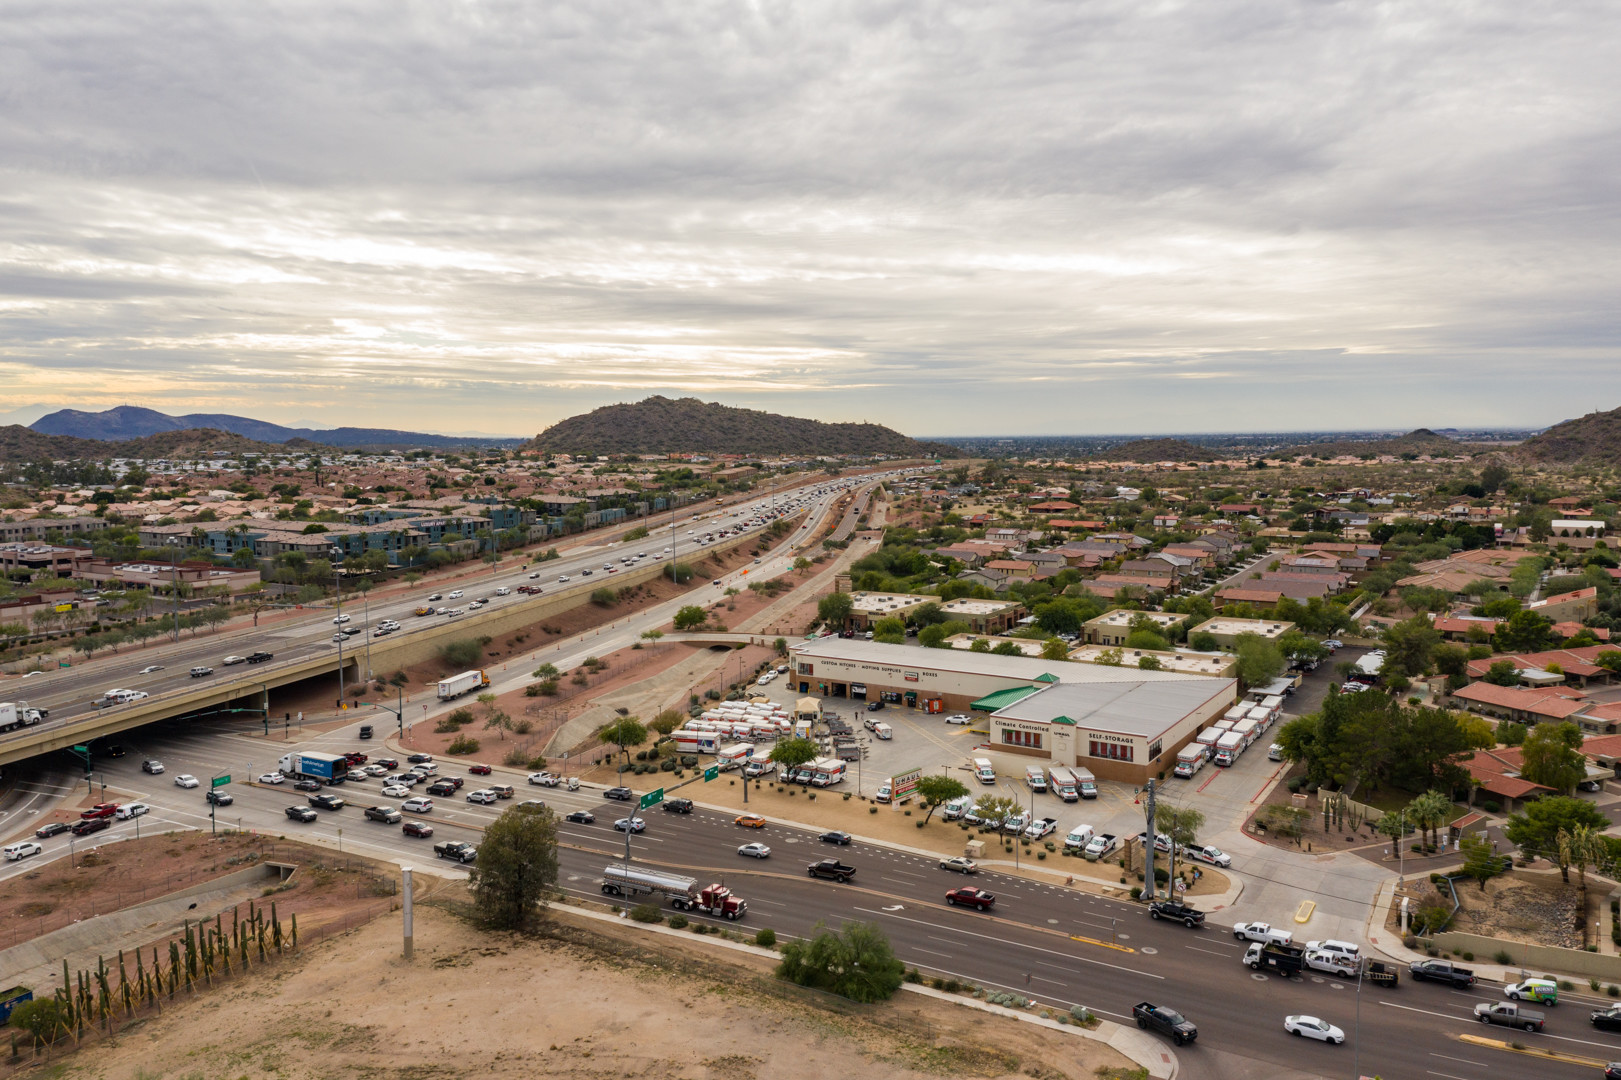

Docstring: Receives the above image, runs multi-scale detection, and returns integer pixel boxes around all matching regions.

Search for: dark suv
[71,816,111,837]
[662,798,693,814]
[308,793,345,811]
[246,651,274,664]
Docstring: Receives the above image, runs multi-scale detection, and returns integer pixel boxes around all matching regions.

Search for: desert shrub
[629,903,664,924]
[439,638,483,668]
[669,913,688,929]
[447,734,480,755]
[756,927,776,948]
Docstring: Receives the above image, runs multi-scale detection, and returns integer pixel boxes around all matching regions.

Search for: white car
[448,590,464,599]
[332,614,351,624]
[528,772,561,787]
[363,764,388,776]
[382,784,410,798]
[1268,743,1284,761]
[258,772,286,785]
[558,575,569,582]
[1284,1015,1344,1044]
[222,655,246,665]
[1184,845,1231,868]
[1305,939,1360,960]
[174,774,200,788]
[3,841,44,861]
[115,802,150,820]
[402,797,434,813]
[1233,922,1292,946]
[138,665,164,674]
[495,587,510,595]
[411,762,437,775]
[737,842,772,859]
[466,789,498,804]
[945,713,973,725]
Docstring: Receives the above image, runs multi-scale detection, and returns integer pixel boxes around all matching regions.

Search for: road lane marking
[854,907,1160,979]
[913,947,954,959]
[1184,946,1232,958]
[1429,1053,1488,1067]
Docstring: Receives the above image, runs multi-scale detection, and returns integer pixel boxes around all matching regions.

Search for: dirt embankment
[46,898,1137,1080]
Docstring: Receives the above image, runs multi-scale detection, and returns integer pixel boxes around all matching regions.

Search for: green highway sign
[703,766,719,782]
[211,775,231,788]
[72,745,87,754]
[638,788,664,810]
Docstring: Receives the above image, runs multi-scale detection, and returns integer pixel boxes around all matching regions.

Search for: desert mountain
[1516,407,1621,465]
[523,396,957,458]
[31,405,523,450]
[0,425,286,463]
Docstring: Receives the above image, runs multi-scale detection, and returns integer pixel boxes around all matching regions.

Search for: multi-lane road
[6,708,1616,1080]
[1,470,906,753]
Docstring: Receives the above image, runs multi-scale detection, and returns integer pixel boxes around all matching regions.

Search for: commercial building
[1082,609,1191,646]
[788,638,1236,785]
[1067,645,1237,678]
[843,591,933,631]
[938,597,1025,634]
[1187,616,1296,649]
[0,517,109,543]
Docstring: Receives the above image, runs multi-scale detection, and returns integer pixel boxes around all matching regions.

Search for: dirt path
[44,898,1137,1080]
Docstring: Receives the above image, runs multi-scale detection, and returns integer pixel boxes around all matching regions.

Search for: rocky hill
[31,405,523,450]
[1515,407,1621,465]
[1089,438,1221,462]
[523,396,957,458]
[0,425,284,463]
[1274,428,1480,460]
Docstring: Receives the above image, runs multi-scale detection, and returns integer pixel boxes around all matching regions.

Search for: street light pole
[331,546,346,704]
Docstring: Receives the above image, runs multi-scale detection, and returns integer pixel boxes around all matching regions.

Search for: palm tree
[1558,825,1607,892]
[1406,790,1452,850]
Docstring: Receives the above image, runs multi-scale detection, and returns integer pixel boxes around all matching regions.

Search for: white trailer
[437,669,490,701]
[716,743,754,771]
[0,702,43,734]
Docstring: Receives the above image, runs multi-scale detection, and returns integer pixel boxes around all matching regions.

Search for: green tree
[649,708,685,736]
[1519,721,1586,793]
[775,920,905,1003]
[1459,834,1501,890]
[1188,631,1219,652]
[1381,615,1441,679]
[1154,804,1205,885]
[768,736,819,771]
[478,691,514,742]
[1505,796,1609,872]
[1432,643,1469,678]
[817,591,855,628]
[468,802,559,930]
[1559,823,1607,893]
[872,616,906,645]
[597,716,648,763]
[1124,629,1171,652]
[1495,609,1554,654]
[1405,790,1452,849]
[1497,721,1528,747]
[1399,707,1493,791]
[918,624,949,648]
[971,794,1021,826]
[991,640,1022,656]
[1482,659,1520,686]
[1232,633,1285,689]
[440,638,483,668]
[673,605,707,631]
[8,996,66,1047]
[1040,637,1071,661]
[915,774,970,824]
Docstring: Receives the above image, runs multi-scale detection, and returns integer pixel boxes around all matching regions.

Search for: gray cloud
[0,0,1616,436]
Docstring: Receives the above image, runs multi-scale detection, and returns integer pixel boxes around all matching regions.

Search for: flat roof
[945,634,1046,657]
[1085,610,1191,628]
[1068,645,1235,676]
[792,637,1162,685]
[1190,617,1295,638]
[993,677,1236,739]
[941,598,1020,615]
[848,592,928,613]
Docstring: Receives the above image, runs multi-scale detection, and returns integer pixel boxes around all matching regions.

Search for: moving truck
[1212,719,1234,732]
[809,758,846,786]
[1025,766,1047,792]
[1195,729,1222,756]
[1212,731,1245,767]
[1048,766,1079,801]
[869,722,892,740]
[1223,705,1251,723]
[973,757,996,784]
[1231,718,1260,747]
[437,670,490,701]
[277,752,346,782]
[1173,745,1206,778]
[1072,767,1098,799]
[716,743,754,771]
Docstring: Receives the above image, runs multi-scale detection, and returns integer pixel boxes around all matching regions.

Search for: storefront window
[1002,729,1043,749]
[1148,740,1162,760]
[1088,739,1134,762]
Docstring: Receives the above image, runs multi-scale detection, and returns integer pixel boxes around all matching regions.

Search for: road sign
[72,745,87,754]
[638,788,664,810]
[211,775,231,788]
[703,766,719,782]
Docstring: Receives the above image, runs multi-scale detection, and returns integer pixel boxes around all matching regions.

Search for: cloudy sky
[2,1,1617,438]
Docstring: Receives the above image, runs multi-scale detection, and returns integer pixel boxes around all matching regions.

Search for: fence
[1432,931,1621,981]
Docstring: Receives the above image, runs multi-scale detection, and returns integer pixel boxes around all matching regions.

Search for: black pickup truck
[435,840,478,864]
[1409,959,1476,987]
[806,859,856,882]
[1147,900,1205,928]
[1133,1002,1198,1045]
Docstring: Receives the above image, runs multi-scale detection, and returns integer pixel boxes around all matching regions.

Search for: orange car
[734,814,767,829]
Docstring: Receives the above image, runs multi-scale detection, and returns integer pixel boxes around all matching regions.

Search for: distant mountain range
[0,425,286,464]
[523,396,959,458]
[30,406,525,450]
[1515,406,1621,464]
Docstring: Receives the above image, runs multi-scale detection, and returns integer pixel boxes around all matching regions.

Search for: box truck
[973,757,996,784]
[1072,766,1098,799]
[1173,745,1206,778]
[1048,766,1079,801]
[277,752,346,782]
[1024,766,1047,792]
[809,758,847,786]
[437,670,490,701]
[1195,729,1223,755]
[1212,731,1245,767]
[716,743,754,771]
[1232,718,1260,747]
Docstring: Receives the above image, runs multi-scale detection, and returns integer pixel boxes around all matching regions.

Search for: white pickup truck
[1083,833,1118,860]
[1232,922,1293,946]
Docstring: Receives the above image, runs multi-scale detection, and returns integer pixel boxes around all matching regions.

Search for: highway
[6,711,1614,1080]
[0,470,909,757]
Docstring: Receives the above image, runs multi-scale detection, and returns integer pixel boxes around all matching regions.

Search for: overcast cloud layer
[1,1,1617,437]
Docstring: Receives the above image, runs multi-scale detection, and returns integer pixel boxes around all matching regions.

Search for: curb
[551,902,1176,1079]
[1458,1032,1609,1068]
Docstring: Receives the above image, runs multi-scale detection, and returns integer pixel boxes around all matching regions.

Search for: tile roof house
[1449,682,1589,724]
[1456,748,1554,810]
[1466,646,1618,687]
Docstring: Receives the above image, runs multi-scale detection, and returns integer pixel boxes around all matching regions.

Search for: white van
[1063,825,1095,851]
[870,722,892,740]
[115,802,150,820]
[1025,766,1047,792]
[973,757,996,785]
[941,795,975,821]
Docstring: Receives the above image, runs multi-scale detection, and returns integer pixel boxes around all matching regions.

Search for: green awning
[970,686,1042,712]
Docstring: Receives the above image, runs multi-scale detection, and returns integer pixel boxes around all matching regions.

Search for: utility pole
[330,546,346,704]
[169,538,182,642]
[1143,778,1159,900]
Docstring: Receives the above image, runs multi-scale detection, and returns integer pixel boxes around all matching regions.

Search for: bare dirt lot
[39,898,1138,1080]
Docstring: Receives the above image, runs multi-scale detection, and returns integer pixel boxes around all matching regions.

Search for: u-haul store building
[789,638,1236,785]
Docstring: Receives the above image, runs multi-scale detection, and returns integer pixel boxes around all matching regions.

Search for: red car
[344,752,368,766]
[402,820,433,838]
[946,887,996,911]
[79,802,119,820]
[468,764,492,776]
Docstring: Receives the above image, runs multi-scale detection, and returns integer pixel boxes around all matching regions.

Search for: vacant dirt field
[37,899,1137,1080]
